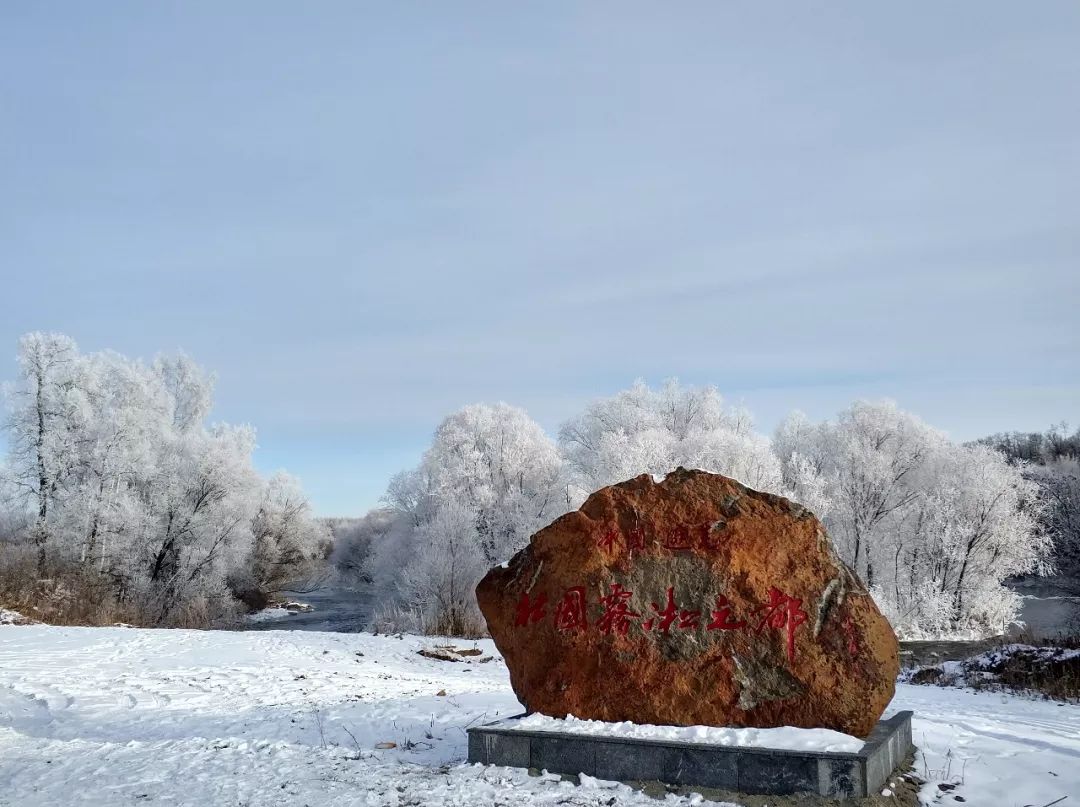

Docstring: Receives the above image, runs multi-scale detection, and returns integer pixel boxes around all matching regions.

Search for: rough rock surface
[476,468,899,737]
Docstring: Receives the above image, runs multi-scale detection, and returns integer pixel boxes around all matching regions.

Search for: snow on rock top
[0,608,33,625]
[243,606,297,623]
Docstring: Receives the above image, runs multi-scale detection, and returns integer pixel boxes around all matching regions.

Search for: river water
[240,578,1080,640]
[243,586,373,633]
[1010,576,1080,639]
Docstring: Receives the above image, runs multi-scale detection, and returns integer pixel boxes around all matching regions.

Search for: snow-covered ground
[1,625,1077,806]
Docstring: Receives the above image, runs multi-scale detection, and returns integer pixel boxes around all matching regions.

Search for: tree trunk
[952,540,976,622]
[34,369,49,575]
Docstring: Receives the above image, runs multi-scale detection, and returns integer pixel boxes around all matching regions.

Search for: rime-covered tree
[397,500,487,636]
[1028,459,1080,584]
[424,403,570,563]
[976,425,1080,588]
[0,333,326,626]
[365,402,571,633]
[329,510,396,587]
[232,471,330,608]
[4,333,84,571]
[558,379,784,495]
[774,401,1050,636]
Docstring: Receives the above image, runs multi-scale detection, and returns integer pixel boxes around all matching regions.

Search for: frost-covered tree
[424,403,570,563]
[365,402,571,633]
[329,509,397,586]
[135,423,263,623]
[774,401,1050,637]
[0,333,326,626]
[397,500,487,636]
[814,402,937,589]
[977,423,1080,465]
[977,427,1080,589]
[1026,459,1080,584]
[559,379,784,495]
[4,333,84,570]
[230,471,330,609]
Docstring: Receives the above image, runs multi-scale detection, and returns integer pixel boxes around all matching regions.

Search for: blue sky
[2,3,1078,515]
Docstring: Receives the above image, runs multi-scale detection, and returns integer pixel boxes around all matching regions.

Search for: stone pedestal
[468,711,914,799]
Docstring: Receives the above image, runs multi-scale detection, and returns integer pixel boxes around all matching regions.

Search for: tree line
[3,332,1066,638]
[0,333,329,627]
[336,380,1054,640]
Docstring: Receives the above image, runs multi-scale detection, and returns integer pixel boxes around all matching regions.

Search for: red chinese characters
[510,582,811,665]
[514,592,547,627]
[593,521,722,552]
[554,587,588,633]
[643,586,701,632]
[597,583,640,635]
[643,586,678,632]
[752,587,808,663]
[706,594,746,631]
[662,525,693,551]
[595,525,646,552]
[678,607,702,630]
[662,523,716,551]
[597,528,620,552]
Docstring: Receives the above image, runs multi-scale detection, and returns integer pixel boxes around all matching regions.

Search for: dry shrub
[980,638,1080,701]
[168,592,242,630]
[0,543,38,612]
[0,543,220,629]
[369,602,487,638]
[424,607,486,639]
[370,603,421,634]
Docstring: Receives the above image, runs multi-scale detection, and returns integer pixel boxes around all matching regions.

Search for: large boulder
[476,468,899,737]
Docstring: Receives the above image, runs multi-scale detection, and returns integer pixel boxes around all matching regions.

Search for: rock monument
[475,468,899,738]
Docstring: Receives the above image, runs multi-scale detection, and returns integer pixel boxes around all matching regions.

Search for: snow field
[1,624,1078,806]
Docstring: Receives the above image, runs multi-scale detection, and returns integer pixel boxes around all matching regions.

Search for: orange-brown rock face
[476,469,899,738]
